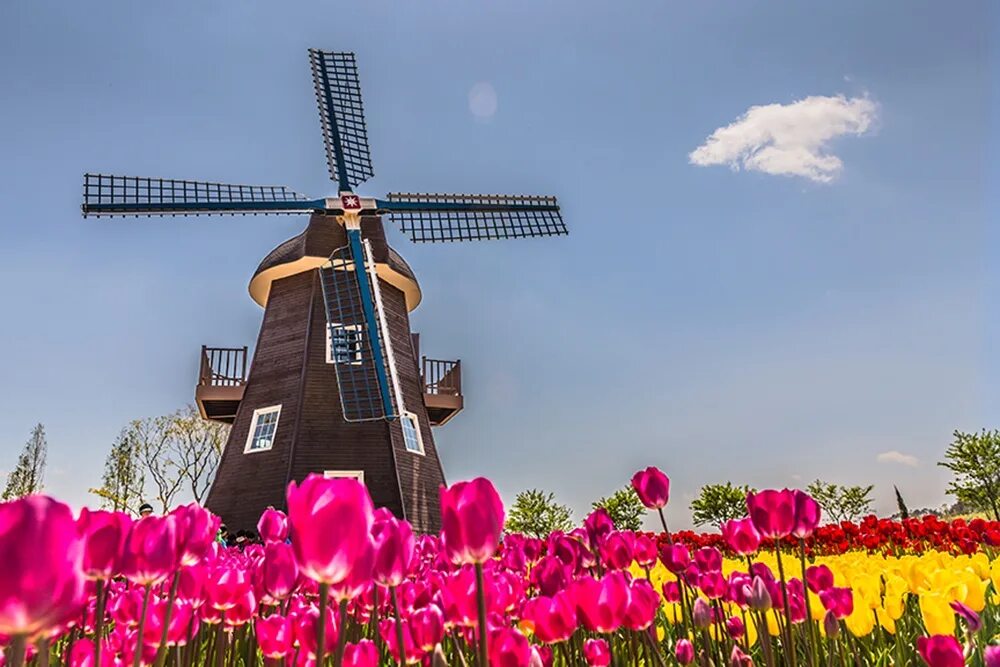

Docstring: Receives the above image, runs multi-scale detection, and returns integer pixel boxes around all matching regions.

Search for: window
[244,405,281,453]
[401,412,424,455]
[326,324,363,365]
[324,470,365,483]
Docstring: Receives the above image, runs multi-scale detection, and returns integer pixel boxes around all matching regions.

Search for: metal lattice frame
[82,174,311,216]
[384,193,566,242]
[309,50,375,189]
[318,250,395,422]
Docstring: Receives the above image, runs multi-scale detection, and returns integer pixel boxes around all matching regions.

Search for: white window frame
[326,323,363,365]
[323,470,365,483]
[400,411,425,455]
[244,405,282,454]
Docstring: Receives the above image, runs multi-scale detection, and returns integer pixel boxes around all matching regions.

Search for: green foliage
[3,424,47,500]
[690,482,754,528]
[806,480,874,523]
[592,486,646,531]
[939,429,1000,521]
[505,489,574,537]
[90,427,146,513]
[894,485,909,520]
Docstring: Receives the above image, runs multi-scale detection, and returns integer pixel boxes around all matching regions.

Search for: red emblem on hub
[340,194,361,210]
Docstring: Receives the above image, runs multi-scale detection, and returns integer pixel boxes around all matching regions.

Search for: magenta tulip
[343,640,378,667]
[819,587,854,619]
[378,618,417,664]
[0,496,87,638]
[257,507,289,544]
[78,509,131,580]
[371,513,415,586]
[68,638,114,667]
[985,646,1000,667]
[693,546,723,573]
[747,489,796,539]
[622,578,659,631]
[950,600,982,633]
[295,605,339,658]
[170,503,219,566]
[122,514,179,586]
[286,474,375,584]
[205,565,251,611]
[572,572,629,633]
[722,518,761,556]
[633,534,658,567]
[440,478,505,565]
[791,490,822,539]
[255,614,293,658]
[805,564,834,594]
[260,541,299,602]
[917,635,964,667]
[583,638,611,667]
[409,604,445,652]
[530,555,569,597]
[490,627,532,667]
[730,645,753,667]
[675,638,695,665]
[522,592,577,643]
[599,531,635,570]
[659,543,690,574]
[329,538,373,602]
[583,508,615,545]
[631,466,670,509]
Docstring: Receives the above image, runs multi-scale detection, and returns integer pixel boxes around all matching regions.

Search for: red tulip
[791,491,821,539]
[675,638,695,665]
[122,514,180,586]
[261,542,299,602]
[747,490,796,539]
[255,614,293,658]
[286,475,375,585]
[78,509,131,580]
[917,635,964,667]
[440,478,505,565]
[722,518,761,555]
[409,604,445,652]
[489,627,532,667]
[583,638,611,667]
[343,640,378,667]
[522,592,577,643]
[170,503,219,566]
[372,514,415,587]
[257,507,289,544]
[0,496,87,638]
[631,466,670,509]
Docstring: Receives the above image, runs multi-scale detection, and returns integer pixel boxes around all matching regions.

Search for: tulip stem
[773,546,798,667]
[317,583,329,667]
[134,584,153,667]
[390,586,406,667]
[474,562,488,667]
[333,599,348,667]
[642,628,668,667]
[798,541,819,667]
[8,635,26,667]
[214,615,226,667]
[656,507,673,544]
[94,578,106,667]
[155,571,182,667]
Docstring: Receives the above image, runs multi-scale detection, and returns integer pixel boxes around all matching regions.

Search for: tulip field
[3,469,1000,667]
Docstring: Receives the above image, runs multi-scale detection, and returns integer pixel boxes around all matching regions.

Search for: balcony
[195,346,248,424]
[422,357,463,426]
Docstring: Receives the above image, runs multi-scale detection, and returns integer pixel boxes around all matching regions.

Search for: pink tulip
[68,638,114,667]
[726,616,746,639]
[692,598,713,629]
[623,578,659,630]
[261,541,299,602]
[522,592,577,643]
[791,490,822,539]
[572,572,629,633]
[950,600,982,633]
[255,614,293,658]
[675,638,695,665]
[343,640,378,667]
[583,508,615,545]
[144,597,194,646]
[730,645,753,667]
[530,556,568,597]
[257,507,289,544]
[286,475,375,585]
[440,478,505,565]
[633,534,658,567]
[630,466,670,509]
[699,572,728,600]
[294,605,339,658]
[205,565,251,611]
[583,638,611,667]
[693,547,723,573]
[409,604,445,652]
[378,618,418,664]
[122,514,179,586]
[917,635,965,667]
[599,531,635,570]
[171,504,219,566]
[371,514,415,586]
[0,496,87,638]
[176,564,207,608]
[489,627,532,667]
[722,518,761,555]
[823,610,840,638]
[78,509,131,580]
[819,587,853,619]
[805,565,834,594]
[329,539,373,602]
[747,489,796,539]
[659,543,690,574]
[985,646,1000,667]
[440,565,478,627]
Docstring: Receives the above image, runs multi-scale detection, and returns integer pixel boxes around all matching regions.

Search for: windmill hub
[81,49,567,533]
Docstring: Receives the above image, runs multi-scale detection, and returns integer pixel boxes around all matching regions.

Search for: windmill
[81,50,567,533]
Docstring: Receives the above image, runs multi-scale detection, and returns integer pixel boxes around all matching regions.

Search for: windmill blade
[309,50,374,190]
[318,245,398,423]
[82,174,321,217]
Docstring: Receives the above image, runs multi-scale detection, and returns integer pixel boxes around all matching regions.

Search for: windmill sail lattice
[309,50,374,189]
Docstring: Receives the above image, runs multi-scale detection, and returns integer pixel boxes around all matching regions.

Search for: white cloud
[689,95,877,183]
[468,82,498,121]
[876,450,919,467]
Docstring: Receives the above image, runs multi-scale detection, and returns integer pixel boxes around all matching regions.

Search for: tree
[167,405,229,503]
[690,482,754,528]
[505,489,573,537]
[894,485,909,520]
[592,487,645,531]
[939,429,1000,521]
[90,427,146,513]
[3,424,47,499]
[806,480,874,523]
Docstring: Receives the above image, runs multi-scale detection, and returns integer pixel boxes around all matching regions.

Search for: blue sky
[0,2,992,528]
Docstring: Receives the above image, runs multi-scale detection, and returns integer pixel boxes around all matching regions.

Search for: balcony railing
[199,346,248,387]
[422,358,461,396]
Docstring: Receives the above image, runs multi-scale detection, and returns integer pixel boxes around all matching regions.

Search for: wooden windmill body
[82,50,566,533]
